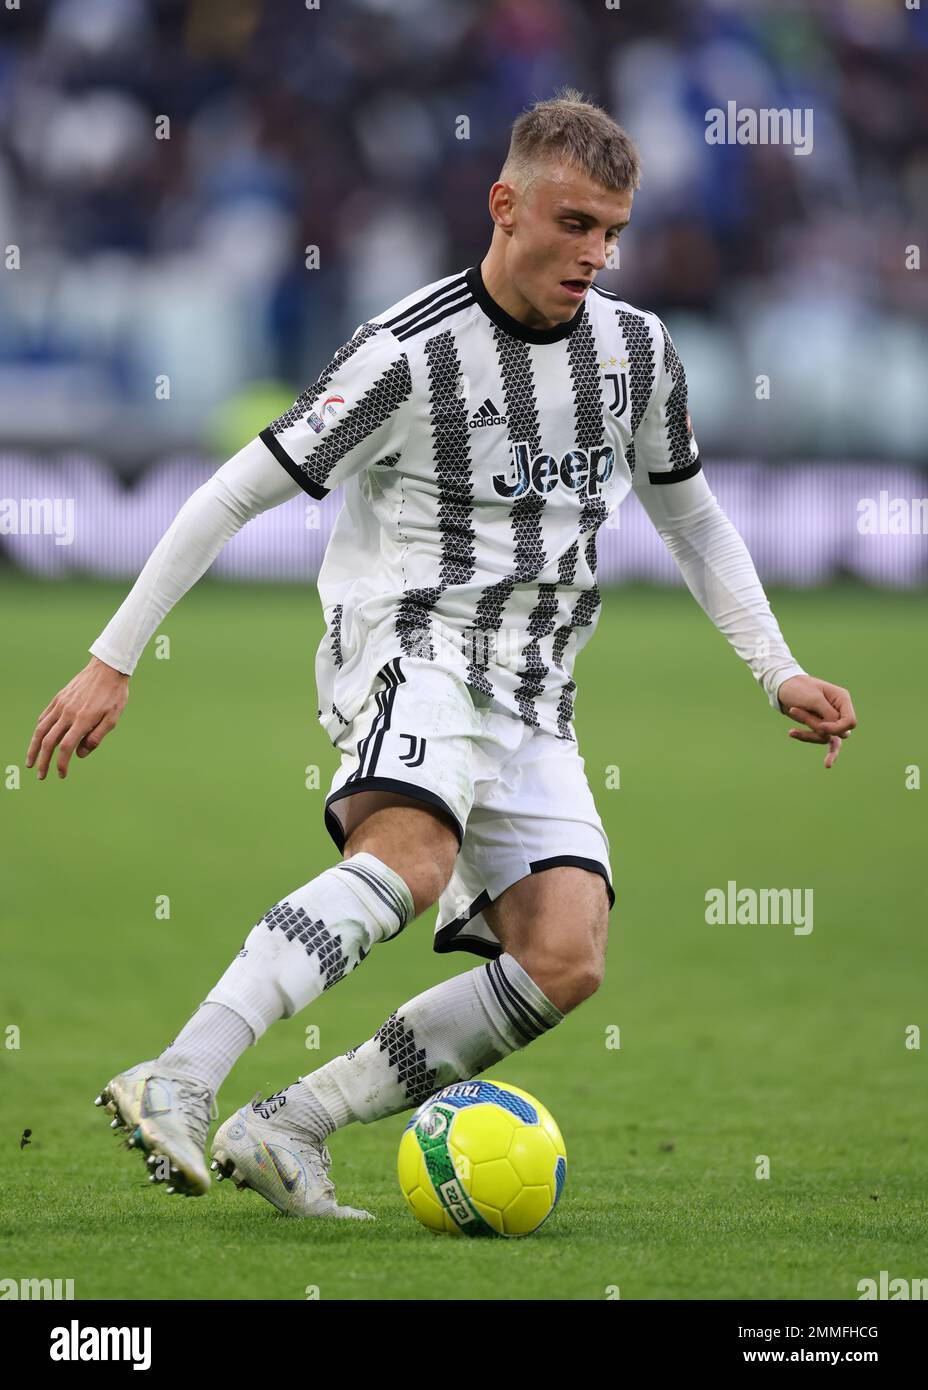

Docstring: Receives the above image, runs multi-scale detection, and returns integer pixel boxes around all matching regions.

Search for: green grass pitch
[1,576,926,1300]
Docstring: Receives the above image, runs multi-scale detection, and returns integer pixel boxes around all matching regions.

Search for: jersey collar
[465,264,586,344]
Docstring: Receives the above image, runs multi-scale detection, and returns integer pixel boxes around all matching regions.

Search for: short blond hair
[500,87,641,197]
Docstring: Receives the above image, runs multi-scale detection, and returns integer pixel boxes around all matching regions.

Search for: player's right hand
[26,656,130,781]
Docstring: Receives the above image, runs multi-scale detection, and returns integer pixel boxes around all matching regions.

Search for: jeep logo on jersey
[491,442,615,499]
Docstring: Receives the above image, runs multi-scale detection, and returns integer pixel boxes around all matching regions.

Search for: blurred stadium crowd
[0,0,926,468]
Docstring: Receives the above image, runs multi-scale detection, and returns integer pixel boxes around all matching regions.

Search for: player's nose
[581,236,608,272]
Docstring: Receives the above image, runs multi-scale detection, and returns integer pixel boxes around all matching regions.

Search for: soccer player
[26,91,856,1218]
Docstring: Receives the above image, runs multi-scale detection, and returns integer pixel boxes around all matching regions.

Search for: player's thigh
[342,790,460,917]
[326,659,485,916]
[484,865,610,1012]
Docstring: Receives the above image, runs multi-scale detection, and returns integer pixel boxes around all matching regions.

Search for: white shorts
[323,657,615,959]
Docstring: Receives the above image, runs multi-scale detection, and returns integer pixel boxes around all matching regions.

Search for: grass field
[1,576,926,1301]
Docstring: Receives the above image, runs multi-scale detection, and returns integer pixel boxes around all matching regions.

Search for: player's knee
[516,888,609,1012]
[403,848,455,917]
[343,833,455,918]
[515,943,605,1014]
[556,953,605,1012]
[576,953,606,1004]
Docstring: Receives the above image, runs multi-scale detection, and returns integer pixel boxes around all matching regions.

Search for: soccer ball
[397,1079,567,1237]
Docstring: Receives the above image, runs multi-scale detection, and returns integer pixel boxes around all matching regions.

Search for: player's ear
[489,181,516,230]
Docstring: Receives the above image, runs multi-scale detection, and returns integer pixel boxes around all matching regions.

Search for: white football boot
[210,1094,374,1220]
[94,1060,213,1197]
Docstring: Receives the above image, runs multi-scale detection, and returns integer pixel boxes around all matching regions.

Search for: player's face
[501,162,633,328]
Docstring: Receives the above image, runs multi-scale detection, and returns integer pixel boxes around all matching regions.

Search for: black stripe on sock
[483,961,536,1046]
[489,961,555,1039]
[338,861,409,932]
[339,860,409,926]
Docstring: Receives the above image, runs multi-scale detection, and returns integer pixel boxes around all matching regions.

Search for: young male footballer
[26,90,856,1218]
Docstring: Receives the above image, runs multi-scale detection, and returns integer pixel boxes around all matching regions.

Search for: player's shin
[158,852,414,1094]
[281,952,564,1141]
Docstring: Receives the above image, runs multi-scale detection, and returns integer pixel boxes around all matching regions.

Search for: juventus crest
[604,371,628,418]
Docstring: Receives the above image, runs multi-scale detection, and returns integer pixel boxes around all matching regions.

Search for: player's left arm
[629,315,857,768]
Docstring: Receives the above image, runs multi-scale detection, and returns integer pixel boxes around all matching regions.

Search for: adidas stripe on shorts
[322,657,616,959]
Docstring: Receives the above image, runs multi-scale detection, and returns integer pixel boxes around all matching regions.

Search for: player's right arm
[26,320,412,781]
[25,437,303,781]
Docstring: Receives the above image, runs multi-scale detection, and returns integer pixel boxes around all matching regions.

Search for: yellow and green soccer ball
[397,1080,567,1237]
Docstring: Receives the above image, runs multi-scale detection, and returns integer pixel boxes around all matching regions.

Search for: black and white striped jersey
[259,262,702,743]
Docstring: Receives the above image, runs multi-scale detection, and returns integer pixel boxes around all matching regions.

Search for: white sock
[282,953,564,1139]
[155,853,414,1095]
[204,851,414,1038]
[159,1002,254,1097]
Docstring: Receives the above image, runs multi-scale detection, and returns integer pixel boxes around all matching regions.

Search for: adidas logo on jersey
[469,398,508,428]
[492,441,615,499]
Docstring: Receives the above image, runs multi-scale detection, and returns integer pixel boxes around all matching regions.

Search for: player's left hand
[776,675,857,769]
